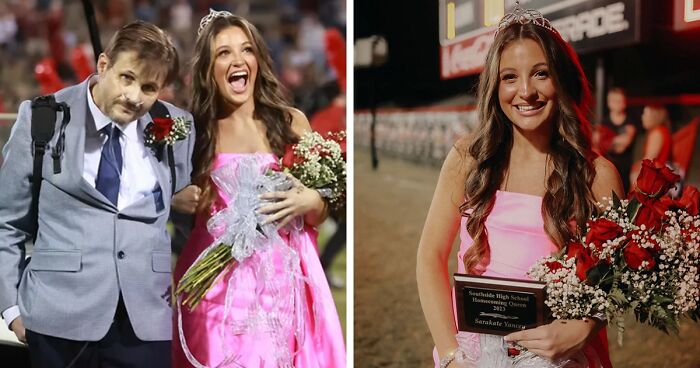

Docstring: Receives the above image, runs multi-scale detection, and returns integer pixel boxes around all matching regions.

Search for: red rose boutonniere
[145,116,191,146]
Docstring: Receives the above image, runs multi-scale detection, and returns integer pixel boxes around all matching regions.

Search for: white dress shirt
[3,80,159,328]
[83,80,158,210]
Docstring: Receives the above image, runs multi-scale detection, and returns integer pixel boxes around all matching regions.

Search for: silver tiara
[198,8,234,36]
[495,1,556,37]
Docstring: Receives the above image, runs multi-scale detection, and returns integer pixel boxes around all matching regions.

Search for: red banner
[674,0,700,31]
[440,28,495,79]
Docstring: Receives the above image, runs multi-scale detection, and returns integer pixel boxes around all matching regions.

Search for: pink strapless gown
[173,153,346,368]
[433,190,612,367]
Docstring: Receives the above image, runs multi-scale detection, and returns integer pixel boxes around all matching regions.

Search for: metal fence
[354,107,478,165]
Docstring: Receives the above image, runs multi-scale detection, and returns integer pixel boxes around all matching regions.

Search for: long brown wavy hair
[190,15,298,212]
[460,23,597,274]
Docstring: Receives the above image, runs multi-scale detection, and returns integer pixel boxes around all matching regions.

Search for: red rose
[319,145,332,158]
[152,117,174,141]
[647,237,660,253]
[566,241,584,260]
[585,218,623,252]
[623,240,656,270]
[678,186,700,216]
[575,247,598,282]
[635,159,680,197]
[633,195,669,232]
[339,139,347,159]
[545,261,564,273]
[681,225,698,244]
[281,144,297,168]
[634,205,663,232]
[659,196,682,212]
[507,347,521,357]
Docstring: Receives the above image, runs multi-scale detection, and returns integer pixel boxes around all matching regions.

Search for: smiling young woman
[170,11,345,368]
[497,38,557,136]
[211,26,258,110]
[416,11,624,368]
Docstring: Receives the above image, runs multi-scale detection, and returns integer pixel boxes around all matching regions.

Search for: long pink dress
[173,153,346,368]
[434,190,611,367]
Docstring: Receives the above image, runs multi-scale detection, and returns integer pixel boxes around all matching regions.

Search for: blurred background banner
[439,0,646,79]
[0,0,347,362]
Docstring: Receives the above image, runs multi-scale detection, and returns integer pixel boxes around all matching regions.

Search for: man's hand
[10,316,26,344]
[171,185,202,214]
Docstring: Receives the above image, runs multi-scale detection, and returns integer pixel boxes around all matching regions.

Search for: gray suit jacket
[0,78,195,341]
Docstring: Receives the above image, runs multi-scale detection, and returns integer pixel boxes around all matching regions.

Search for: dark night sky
[354,1,700,116]
[354,0,478,108]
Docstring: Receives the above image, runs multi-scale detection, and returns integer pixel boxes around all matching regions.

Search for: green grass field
[317,221,347,336]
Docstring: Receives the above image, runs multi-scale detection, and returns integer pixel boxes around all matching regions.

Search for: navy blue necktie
[95,125,123,206]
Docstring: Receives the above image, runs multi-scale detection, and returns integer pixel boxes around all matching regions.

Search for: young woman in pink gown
[416,8,624,368]
[170,11,345,368]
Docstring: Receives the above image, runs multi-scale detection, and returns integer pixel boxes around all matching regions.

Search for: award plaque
[454,273,550,335]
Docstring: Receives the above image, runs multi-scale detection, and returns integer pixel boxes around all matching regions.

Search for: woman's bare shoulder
[592,155,625,200]
[445,133,476,176]
[454,133,474,155]
[289,107,311,136]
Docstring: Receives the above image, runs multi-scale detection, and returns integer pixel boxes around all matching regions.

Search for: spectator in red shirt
[310,80,346,288]
[310,80,345,137]
[630,104,674,191]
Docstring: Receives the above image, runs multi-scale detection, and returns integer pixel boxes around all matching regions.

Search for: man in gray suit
[0,21,193,367]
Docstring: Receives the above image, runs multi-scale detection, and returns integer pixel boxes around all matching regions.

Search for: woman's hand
[258,174,327,227]
[444,354,472,368]
[171,185,202,214]
[452,361,472,368]
[504,318,602,361]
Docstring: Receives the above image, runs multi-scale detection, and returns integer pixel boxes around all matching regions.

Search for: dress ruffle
[173,153,345,367]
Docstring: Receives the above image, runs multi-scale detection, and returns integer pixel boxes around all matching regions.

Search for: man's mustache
[120,93,144,110]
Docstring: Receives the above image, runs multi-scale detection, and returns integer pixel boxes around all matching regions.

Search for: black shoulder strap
[30,95,58,181]
[149,100,177,195]
[29,95,69,241]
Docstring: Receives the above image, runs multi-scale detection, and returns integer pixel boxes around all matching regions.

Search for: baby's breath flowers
[281,131,347,213]
[529,160,700,344]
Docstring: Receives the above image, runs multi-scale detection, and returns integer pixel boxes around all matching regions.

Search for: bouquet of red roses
[281,131,347,213]
[528,159,700,344]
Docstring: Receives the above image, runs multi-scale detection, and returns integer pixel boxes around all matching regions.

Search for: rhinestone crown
[198,8,234,36]
[495,1,556,37]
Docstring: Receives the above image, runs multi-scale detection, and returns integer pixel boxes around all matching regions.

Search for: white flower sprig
[528,193,700,345]
[281,131,347,212]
